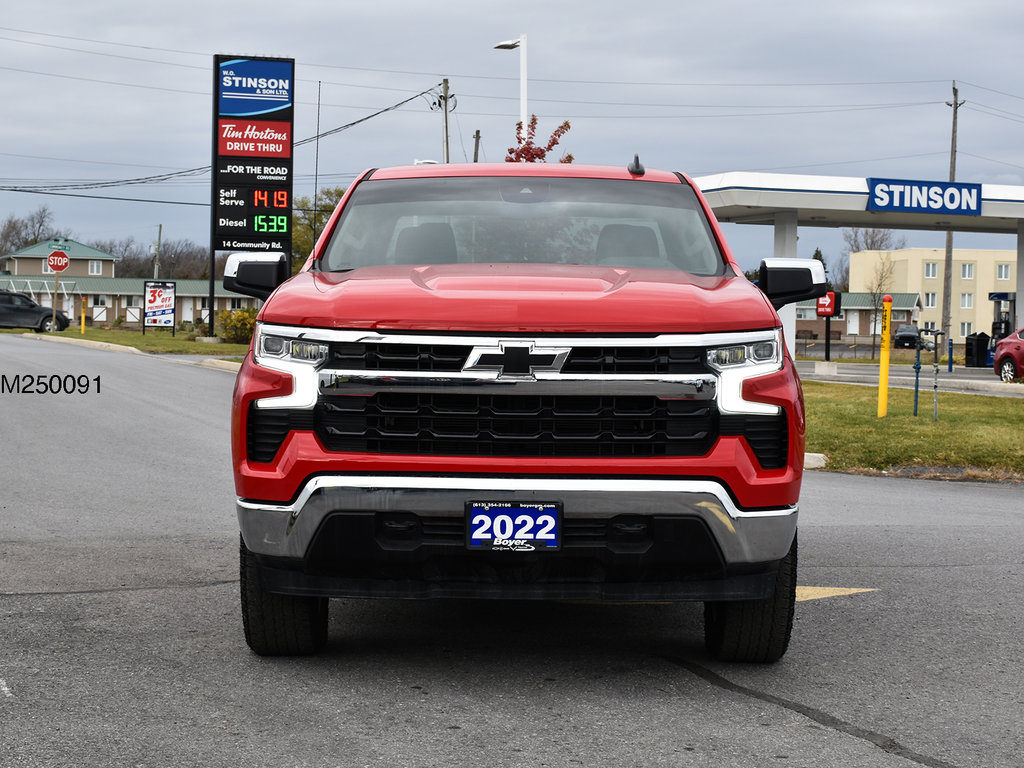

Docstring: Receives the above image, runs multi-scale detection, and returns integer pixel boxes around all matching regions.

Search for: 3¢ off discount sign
[144,281,176,328]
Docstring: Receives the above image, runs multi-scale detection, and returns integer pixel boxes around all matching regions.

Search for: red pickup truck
[225,160,825,661]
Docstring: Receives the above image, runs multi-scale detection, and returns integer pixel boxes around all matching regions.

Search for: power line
[451,102,941,120]
[0,64,205,95]
[958,80,1024,103]
[0,25,953,90]
[0,150,188,171]
[0,86,439,196]
[0,33,206,70]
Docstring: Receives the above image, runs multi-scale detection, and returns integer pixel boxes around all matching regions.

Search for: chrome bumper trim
[238,475,794,521]
[237,475,797,565]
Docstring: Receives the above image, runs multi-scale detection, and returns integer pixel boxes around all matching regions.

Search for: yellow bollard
[877,295,892,418]
[81,296,86,334]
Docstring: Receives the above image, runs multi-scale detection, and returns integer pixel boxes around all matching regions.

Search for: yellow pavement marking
[797,587,878,602]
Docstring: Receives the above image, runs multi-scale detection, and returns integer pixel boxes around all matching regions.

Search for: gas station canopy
[695,172,1024,234]
[693,172,1024,328]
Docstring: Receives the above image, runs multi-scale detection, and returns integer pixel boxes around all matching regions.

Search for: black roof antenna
[627,154,645,176]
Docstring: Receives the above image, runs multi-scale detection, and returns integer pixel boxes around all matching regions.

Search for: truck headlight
[707,332,783,415]
[256,325,328,365]
[707,338,780,370]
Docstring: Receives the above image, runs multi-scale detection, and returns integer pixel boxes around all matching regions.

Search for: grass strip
[804,381,1024,477]
[4,327,251,356]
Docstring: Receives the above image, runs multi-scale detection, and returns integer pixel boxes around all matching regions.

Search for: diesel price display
[215,183,290,250]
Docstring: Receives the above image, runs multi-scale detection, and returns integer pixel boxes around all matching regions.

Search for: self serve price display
[212,56,295,254]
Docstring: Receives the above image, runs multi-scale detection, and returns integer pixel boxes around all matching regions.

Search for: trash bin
[964,332,990,367]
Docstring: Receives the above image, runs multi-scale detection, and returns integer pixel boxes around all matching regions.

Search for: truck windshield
[320,176,726,275]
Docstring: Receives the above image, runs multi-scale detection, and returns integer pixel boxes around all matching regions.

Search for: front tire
[240,536,328,656]
[704,534,796,663]
[998,358,1018,382]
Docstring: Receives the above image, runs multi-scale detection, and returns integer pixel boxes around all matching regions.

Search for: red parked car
[994,328,1023,381]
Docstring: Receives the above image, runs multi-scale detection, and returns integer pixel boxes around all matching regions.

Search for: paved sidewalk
[795,360,1024,397]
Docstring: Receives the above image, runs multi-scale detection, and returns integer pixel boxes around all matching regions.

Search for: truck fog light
[289,340,328,364]
[709,345,747,367]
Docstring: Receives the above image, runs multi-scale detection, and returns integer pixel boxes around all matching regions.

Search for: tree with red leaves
[506,114,574,163]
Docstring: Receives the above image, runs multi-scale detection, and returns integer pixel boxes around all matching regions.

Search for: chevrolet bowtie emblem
[463,342,571,379]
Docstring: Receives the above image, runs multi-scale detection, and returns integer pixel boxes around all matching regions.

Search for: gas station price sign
[211,55,295,254]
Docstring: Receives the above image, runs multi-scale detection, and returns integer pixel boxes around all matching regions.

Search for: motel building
[0,238,259,327]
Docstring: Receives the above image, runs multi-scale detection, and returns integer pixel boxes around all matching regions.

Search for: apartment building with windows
[849,248,1016,339]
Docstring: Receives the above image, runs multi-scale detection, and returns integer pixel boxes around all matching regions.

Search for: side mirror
[223,252,289,300]
[758,258,827,309]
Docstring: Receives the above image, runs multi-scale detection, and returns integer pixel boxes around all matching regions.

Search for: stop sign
[48,250,70,272]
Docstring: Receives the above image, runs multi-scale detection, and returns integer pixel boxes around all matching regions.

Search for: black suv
[894,324,932,350]
[0,290,70,332]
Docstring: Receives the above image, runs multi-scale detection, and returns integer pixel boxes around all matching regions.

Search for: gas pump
[988,291,1017,341]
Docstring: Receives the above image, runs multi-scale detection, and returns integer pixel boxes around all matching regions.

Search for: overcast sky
[4,0,1024,271]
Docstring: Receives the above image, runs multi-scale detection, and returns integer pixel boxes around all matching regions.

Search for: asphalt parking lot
[2,334,1022,767]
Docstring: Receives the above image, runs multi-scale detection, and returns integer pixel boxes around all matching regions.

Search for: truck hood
[259,263,779,334]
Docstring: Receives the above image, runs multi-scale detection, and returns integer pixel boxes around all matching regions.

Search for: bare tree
[0,215,27,255]
[837,227,907,294]
[23,206,60,244]
[866,253,895,359]
[1,206,62,254]
[842,227,908,253]
[101,236,220,279]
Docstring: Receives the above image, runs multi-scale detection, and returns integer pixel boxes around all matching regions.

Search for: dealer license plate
[466,501,561,551]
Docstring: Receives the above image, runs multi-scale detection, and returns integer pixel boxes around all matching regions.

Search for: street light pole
[494,34,527,133]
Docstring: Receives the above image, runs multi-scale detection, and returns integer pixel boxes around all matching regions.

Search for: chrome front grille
[245,330,785,468]
[327,340,709,375]
[314,393,716,458]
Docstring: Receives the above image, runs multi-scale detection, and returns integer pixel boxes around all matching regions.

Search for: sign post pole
[52,272,58,333]
[815,291,839,362]
[877,295,893,418]
[46,249,70,333]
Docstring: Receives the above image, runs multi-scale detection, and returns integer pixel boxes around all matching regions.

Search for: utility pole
[153,223,162,279]
[431,80,456,163]
[473,130,481,162]
[940,81,964,346]
[442,79,451,163]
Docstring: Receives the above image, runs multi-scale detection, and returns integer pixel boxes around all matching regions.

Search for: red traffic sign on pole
[47,250,70,272]
[816,291,837,317]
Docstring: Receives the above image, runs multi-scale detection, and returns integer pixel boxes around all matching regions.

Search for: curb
[197,359,242,372]
[19,333,143,354]
[804,453,828,470]
[17,333,242,372]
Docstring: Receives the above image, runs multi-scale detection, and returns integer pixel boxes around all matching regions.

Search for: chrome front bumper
[237,475,797,567]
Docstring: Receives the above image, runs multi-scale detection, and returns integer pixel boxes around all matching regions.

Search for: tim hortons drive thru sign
[816,291,839,317]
